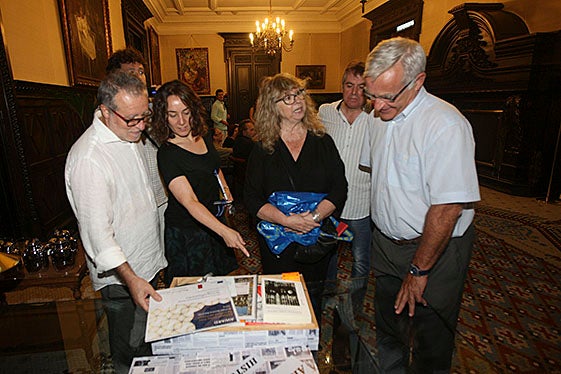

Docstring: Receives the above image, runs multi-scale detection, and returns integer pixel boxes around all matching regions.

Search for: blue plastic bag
[257,191,355,256]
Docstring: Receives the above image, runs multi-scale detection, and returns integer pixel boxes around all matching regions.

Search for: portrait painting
[295,65,326,89]
[148,26,162,86]
[57,0,112,87]
[176,48,210,95]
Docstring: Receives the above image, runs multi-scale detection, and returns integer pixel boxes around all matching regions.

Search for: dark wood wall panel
[426,3,561,197]
[0,81,96,238]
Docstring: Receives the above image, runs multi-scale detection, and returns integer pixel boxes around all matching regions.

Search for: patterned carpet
[4,189,561,373]
[229,196,561,374]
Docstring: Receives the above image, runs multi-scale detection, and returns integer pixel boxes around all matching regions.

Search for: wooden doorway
[220,33,280,124]
[363,0,423,49]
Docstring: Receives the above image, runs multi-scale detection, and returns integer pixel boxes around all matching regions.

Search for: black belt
[375,225,421,246]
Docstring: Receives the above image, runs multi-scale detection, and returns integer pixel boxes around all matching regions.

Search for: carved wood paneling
[426,3,561,197]
[0,80,96,238]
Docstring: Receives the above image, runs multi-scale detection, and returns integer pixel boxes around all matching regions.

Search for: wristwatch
[311,210,321,223]
[409,263,431,277]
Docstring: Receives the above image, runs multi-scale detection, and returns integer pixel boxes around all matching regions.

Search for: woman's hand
[284,211,320,234]
[220,226,250,257]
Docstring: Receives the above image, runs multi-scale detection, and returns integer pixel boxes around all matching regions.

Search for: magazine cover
[145,282,238,342]
[208,275,258,321]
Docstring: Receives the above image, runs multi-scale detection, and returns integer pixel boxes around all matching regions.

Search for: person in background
[106,47,168,252]
[65,72,167,374]
[151,80,249,286]
[244,73,347,321]
[212,127,233,170]
[222,123,239,148]
[211,88,229,138]
[232,119,256,160]
[360,37,480,372]
[249,100,258,122]
[320,60,373,316]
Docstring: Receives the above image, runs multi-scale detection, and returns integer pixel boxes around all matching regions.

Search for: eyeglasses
[364,78,416,103]
[275,88,306,105]
[108,106,151,127]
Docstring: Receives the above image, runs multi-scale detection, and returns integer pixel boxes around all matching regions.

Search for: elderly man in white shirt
[360,37,480,373]
[320,60,373,316]
[65,72,167,374]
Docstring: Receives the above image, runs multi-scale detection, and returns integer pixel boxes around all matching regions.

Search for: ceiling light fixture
[360,0,368,13]
[249,0,294,56]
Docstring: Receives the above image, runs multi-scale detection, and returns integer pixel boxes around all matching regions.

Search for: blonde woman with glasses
[244,73,347,321]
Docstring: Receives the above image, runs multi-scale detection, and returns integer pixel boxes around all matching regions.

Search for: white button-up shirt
[65,111,167,290]
[320,100,372,220]
[360,87,480,240]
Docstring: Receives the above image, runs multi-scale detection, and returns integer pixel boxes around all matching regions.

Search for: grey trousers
[372,224,475,373]
[101,278,157,374]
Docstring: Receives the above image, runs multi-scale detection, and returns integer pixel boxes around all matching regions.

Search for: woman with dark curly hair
[244,73,347,318]
[152,80,249,286]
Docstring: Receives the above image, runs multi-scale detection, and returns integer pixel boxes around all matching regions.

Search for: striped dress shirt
[319,100,372,220]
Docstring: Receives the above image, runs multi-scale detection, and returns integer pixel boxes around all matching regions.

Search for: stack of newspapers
[129,345,320,373]
[145,274,313,343]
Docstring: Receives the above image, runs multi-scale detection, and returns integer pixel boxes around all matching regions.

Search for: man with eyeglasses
[319,60,373,318]
[65,72,167,374]
[106,48,168,259]
[360,37,480,372]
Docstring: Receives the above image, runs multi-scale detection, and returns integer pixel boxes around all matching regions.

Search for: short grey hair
[97,71,147,110]
[364,37,426,85]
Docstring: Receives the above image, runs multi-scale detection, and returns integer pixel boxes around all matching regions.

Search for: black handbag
[293,216,339,264]
[276,154,347,264]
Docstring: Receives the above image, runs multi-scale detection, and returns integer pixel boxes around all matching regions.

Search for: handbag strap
[278,150,297,191]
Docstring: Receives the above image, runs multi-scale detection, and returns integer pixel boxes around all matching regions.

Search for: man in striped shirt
[319,60,373,314]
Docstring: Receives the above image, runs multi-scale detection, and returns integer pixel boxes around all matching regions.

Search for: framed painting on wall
[295,65,326,89]
[57,0,112,87]
[148,26,161,86]
[176,48,210,95]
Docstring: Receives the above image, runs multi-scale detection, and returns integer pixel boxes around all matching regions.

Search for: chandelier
[249,0,294,56]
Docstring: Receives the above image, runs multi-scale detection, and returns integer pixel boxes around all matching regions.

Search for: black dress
[244,132,347,304]
[157,136,238,285]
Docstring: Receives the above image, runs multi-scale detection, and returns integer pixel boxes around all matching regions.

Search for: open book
[261,277,312,324]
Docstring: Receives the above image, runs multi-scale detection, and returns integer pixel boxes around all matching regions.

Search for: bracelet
[311,210,321,223]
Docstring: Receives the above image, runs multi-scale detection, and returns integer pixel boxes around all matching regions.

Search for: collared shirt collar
[393,86,428,122]
[336,99,367,124]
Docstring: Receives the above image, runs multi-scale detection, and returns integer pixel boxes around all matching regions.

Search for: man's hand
[394,274,428,317]
[116,262,162,312]
[127,275,162,312]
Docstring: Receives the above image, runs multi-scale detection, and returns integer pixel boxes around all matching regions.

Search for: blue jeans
[327,216,372,313]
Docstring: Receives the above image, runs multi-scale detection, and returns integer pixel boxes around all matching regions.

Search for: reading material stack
[149,273,319,355]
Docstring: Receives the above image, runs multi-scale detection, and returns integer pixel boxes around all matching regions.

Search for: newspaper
[145,282,238,342]
[129,346,319,374]
[151,327,319,355]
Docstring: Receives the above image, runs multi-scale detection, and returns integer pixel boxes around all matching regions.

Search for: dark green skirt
[163,224,239,286]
